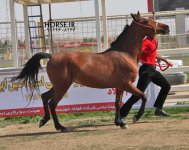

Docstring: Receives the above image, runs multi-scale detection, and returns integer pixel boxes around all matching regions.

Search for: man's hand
[164,60,173,67]
[156,54,173,67]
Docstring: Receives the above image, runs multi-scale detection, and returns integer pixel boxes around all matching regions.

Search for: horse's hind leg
[49,81,72,132]
[133,96,147,123]
[39,88,53,128]
[125,82,147,122]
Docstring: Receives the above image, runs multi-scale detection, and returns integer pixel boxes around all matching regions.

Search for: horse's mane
[110,24,130,50]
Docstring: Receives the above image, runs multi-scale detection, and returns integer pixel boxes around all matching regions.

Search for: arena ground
[0,108,189,150]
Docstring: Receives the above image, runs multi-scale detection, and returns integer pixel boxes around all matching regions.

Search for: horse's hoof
[115,119,126,127]
[133,115,139,124]
[121,118,126,124]
[56,125,69,133]
[120,124,129,129]
[39,118,50,128]
[60,127,69,133]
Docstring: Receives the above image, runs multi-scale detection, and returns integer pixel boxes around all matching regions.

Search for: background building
[148,0,189,12]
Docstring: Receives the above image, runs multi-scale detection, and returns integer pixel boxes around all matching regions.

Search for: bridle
[133,20,158,34]
[154,22,159,34]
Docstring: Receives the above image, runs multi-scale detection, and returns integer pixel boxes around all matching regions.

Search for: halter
[133,20,158,34]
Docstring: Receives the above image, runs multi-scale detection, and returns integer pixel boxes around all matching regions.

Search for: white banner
[0,70,159,117]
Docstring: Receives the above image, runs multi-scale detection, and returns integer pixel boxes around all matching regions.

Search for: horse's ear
[131,13,136,20]
[137,11,140,18]
[131,13,139,21]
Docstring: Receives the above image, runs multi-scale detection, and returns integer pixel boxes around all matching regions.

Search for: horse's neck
[123,28,144,64]
[104,25,145,64]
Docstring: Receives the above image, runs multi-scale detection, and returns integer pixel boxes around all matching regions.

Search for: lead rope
[155,62,173,71]
[155,37,172,71]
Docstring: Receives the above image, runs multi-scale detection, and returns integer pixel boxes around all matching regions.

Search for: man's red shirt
[140,37,157,65]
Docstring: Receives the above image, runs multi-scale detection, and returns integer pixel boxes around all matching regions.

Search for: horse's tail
[12,52,51,88]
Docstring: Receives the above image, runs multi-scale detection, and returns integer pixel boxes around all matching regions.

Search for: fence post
[101,0,108,51]
[23,4,31,60]
[175,8,186,48]
[9,0,18,67]
[94,0,102,52]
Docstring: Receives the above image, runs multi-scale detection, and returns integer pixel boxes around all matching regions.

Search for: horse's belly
[73,76,117,89]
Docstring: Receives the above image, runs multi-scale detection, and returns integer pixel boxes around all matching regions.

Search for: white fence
[158,48,189,106]
[0,10,189,64]
[0,10,189,107]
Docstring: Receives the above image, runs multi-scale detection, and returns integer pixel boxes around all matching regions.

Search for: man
[120,35,172,122]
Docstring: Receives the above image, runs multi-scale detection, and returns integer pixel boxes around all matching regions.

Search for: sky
[0,0,148,22]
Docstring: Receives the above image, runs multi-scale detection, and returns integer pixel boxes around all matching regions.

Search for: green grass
[0,107,188,127]
[0,64,13,68]
[169,56,189,66]
[177,101,189,105]
[3,115,42,124]
[187,72,189,83]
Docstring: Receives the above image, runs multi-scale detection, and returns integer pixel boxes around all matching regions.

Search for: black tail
[12,52,51,89]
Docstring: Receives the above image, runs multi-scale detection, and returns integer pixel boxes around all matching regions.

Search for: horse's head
[110,12,169,52]
[131,11,169,36]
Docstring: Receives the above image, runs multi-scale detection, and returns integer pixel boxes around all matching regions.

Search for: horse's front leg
[125,82,147,123]
[115,89,127,129]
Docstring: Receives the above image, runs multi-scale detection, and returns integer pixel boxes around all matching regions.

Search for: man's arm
[156,54,172,66]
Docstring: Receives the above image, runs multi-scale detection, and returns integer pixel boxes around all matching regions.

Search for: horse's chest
[121,65,138,83]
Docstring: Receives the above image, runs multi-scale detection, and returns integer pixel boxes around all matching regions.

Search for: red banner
[0,102,116,117]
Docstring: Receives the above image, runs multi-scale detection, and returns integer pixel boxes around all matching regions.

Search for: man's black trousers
[120,64,171,118]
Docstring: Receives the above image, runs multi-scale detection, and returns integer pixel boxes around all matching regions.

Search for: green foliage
[83,37,96,42]
[4,40,11,47]
[0,40,4,47]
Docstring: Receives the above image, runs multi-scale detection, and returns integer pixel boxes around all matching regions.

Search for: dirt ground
[0,113,189,150]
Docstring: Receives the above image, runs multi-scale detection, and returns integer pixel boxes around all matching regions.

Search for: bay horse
[12,12,169,132]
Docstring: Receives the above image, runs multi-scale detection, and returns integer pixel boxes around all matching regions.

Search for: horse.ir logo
[44,21,76,32]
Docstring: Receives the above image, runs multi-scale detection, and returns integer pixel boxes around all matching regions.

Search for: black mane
[110,24,130,50]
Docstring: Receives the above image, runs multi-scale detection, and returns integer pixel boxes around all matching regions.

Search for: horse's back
[46,51,138,88]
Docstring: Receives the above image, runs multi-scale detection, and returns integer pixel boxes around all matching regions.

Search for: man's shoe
[154,109,170,117]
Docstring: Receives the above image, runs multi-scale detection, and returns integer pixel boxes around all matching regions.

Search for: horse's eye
[143,20,149,24]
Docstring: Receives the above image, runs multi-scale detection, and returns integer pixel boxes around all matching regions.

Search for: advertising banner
[0,70,159,117]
